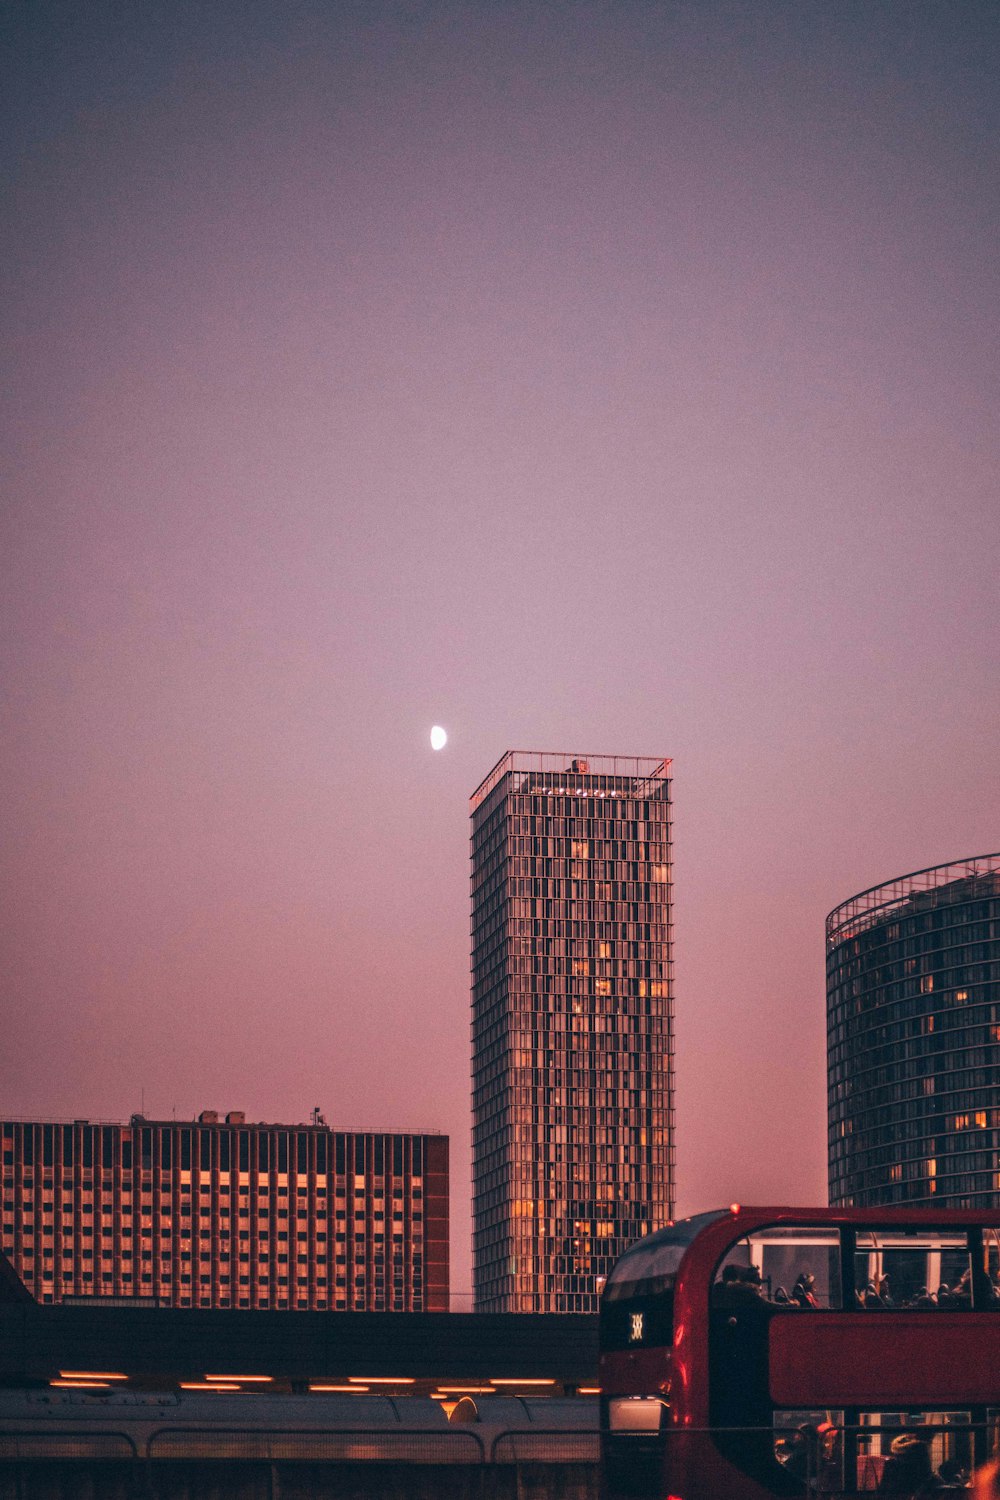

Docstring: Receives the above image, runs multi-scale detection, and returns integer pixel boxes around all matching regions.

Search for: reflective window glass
[715,1226,842,1309]
[854,1230,971,1310]
[856,1411,973,1490]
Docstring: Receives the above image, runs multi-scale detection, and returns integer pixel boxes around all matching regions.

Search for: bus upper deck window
[713,1227,843,1310]
[854,1230,975,1310]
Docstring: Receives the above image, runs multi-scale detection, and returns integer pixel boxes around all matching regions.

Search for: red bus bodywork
[599,1205,1000,1500]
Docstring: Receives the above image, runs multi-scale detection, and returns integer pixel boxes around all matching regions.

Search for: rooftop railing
[470,751,671,812]
[826,853,1000,948]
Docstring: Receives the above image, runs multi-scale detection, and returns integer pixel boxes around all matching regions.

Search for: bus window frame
[712,1224,845,1311]
[846,1224,993,1312]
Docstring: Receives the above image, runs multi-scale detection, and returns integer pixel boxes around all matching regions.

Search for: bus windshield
[604,1211,728,1302]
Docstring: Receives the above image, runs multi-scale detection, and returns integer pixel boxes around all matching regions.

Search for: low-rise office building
[0,1112,448,1311]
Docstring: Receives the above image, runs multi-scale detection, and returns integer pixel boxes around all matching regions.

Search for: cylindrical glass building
[827,854,1000,1208]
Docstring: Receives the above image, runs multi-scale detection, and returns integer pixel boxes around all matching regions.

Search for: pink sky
[2,1,998,1299]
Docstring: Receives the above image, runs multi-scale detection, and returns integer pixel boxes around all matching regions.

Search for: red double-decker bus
[600,1206,1000,1499]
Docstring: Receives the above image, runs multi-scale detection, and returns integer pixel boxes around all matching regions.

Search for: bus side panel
[663,1431,789,1500]
[770,1313,1000,1407]
[606,1428,785,1500]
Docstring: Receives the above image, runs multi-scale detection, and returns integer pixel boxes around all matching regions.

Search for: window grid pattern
[471,752,675,1314]
[0,1118,448,1312]
[827,861,1000,1209]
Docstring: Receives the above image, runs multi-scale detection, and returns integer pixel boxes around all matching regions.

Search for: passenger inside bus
[875,1431,934,1494]
[714,1261,839,1309]
[792,1272,819,1308]
[861,1277,892,1309]
[857,1270,974,1310]
[711,1264,769,1307]
[775,1419,843,1490]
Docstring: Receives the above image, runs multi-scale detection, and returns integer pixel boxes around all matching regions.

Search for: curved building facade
[828,854,1000,1208]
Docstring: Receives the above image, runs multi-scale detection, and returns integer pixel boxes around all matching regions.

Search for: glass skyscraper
[470,751,674,1313]
[828,854,1000,1208]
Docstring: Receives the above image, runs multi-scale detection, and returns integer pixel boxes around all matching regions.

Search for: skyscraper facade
[0,1112,448,1310]
[471,751,674,1313]
[828,854,1000,1208]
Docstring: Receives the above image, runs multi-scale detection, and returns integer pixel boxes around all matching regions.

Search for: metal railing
[606,1419,1000,1496]
[471,750,671,811]
[0,1424,598,1467]
[0,1431,139,1459]
[826,853,1000,947]
[4,1420,997,1497]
